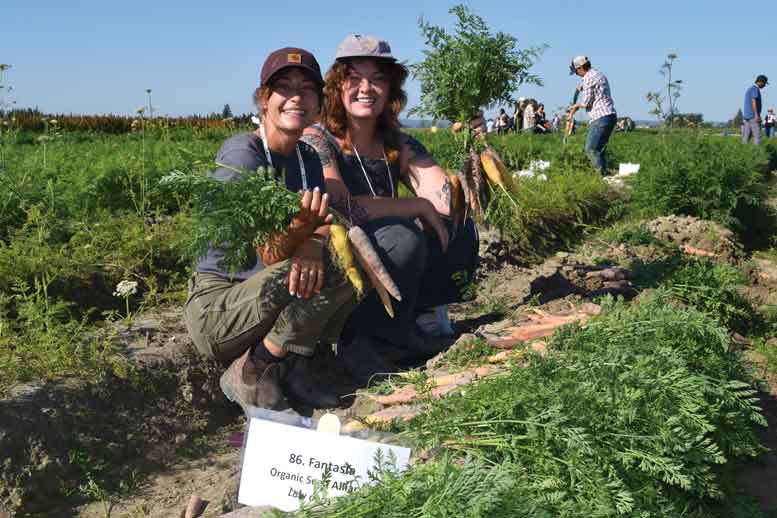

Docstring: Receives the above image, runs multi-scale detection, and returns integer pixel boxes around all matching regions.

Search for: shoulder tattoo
[301,132,335,168]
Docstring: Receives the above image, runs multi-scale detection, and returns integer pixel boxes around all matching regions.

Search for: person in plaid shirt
[567,56,617,175]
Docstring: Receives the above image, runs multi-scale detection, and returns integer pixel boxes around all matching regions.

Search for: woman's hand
[288,235,326,299]
[289,187,332,235]
[417,199,449,253]
[451,111,487,138]
[260,187,333,266]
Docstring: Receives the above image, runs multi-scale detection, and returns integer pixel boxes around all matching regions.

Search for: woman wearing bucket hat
[184,47,359,412]
[301,34,481,380]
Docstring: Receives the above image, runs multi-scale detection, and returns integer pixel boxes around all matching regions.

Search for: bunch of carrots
[448,143,516,235]
[160,166,402,318]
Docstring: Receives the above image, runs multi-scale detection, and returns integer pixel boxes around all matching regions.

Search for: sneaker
[219,349,285,414]
[415,305,454,337]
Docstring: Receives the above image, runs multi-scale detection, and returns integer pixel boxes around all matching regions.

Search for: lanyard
[258,123,307,190]
[351,143,394,198]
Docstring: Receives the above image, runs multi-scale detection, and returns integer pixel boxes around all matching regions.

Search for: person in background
[567,55,617,175]
[513,97,527,132]
[742,75,768,145]
[763,107,775,140]
[534,103,548,133]
[497,108,510,134]
[486,118,495,133]
[551,113,560,132]
[523,99,536,133]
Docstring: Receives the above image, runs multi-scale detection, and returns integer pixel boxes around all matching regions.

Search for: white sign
[237,418,412,511]
[618,163,640,176]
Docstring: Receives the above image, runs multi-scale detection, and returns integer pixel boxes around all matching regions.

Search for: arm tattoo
[436,177,452,208]
[330,192,369,226]
[300,132,335,168]
[404,135,435,167]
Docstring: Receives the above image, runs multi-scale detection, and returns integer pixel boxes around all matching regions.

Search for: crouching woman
[183,48,357,413]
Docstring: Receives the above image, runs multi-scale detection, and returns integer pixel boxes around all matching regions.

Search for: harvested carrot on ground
[347,226,402,302]
[329,224,364,297]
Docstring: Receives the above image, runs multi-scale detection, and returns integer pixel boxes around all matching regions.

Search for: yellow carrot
[479,147,513,191]
[330,224,364,296]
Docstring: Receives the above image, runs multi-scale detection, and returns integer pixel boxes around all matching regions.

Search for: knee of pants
[367,219,429,275]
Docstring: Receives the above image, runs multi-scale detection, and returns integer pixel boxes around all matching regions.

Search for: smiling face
[262,68,320,135]
[339,58,390,121]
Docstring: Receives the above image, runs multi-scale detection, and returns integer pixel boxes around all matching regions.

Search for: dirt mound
[645,215,743,262]
[0,308,235,517]
[483,254,636,307]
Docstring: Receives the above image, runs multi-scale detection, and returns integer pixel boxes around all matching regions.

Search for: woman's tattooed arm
[401,134,452,215]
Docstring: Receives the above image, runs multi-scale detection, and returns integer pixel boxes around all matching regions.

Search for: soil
[3,219,777,518]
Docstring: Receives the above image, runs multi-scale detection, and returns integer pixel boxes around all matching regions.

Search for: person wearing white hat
[567,55,617,175]
[765,107,775,140]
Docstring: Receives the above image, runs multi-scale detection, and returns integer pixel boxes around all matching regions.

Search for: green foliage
[662,258,757,334]
[159,165,300,274]
[301,294,765,516]
[292,457,540,518]
[0,128,220,394]
[625,134,774,241]
[411,5,545,125]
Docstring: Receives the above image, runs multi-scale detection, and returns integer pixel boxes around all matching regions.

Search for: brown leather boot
[219,349,284,414]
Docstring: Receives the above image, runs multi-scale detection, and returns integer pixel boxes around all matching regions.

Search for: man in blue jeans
[743,75,768,145]
[567,56,617,175]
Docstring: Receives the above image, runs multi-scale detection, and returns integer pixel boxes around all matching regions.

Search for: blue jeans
[340,216,479,348]
[766,126,775,139]
[742,119,761,145]
[585,114,617,175]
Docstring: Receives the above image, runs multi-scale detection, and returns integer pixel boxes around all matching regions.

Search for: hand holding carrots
[288,187,332,235]
[288,236,326,299]
[259,187,332,268]
[451,111,486,139]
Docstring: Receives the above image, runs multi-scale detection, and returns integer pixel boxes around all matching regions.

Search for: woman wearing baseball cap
[184,47,359,412]
[302,34,481,382]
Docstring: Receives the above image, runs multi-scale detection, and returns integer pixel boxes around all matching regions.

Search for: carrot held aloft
[479,147,513,191]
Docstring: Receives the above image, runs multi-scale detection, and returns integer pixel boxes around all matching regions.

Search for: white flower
[113,280,138,298]
[136,106,146,115]
[49,119,58,124]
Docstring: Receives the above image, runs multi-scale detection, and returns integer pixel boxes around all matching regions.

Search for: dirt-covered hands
[260,187,332,268]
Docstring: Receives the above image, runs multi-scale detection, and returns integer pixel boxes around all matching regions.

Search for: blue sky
[2,0,774,122]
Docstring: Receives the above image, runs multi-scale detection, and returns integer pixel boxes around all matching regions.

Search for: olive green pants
[184,258,358,363]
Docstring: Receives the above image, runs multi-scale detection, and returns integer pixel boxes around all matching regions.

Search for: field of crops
[1,123,777,516]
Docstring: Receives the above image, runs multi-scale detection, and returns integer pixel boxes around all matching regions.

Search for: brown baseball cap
[260,47,324,88]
